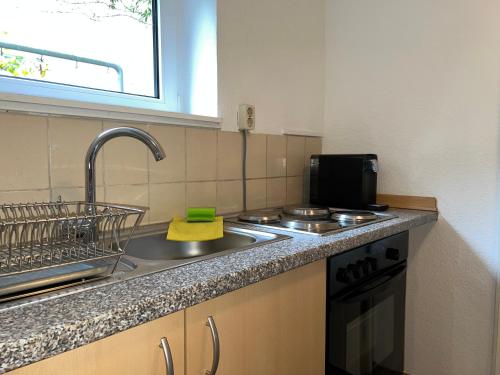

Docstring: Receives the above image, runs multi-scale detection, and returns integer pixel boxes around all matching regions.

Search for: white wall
[323,1,500,374]
[217,0,325,134]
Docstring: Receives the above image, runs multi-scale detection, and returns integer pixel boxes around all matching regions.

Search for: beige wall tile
[266,177,286,208]
[304,137,322,167]
[149,182,186,223]
[0,113,49,190]
[187,181,216,208]
[217,180,243,214]
[49,118,103,188]
[246,133,267,179]
[106,184,149,224]
[246,179,267,210]
[286,176,304,205]
[303,137,322,204]
[217,131,243,180]
[267,135,286,177]
[148,125,186,183]
[103,122,149,186]
[0,110,320,220]
[186,128,217,181]
[51,187,104,202]
[303,178,311,204]
[0,190,50,203]
[286,136,305,176]
[105,184,149,206]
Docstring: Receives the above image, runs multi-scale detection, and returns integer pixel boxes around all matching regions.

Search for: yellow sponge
[167,216,223,242]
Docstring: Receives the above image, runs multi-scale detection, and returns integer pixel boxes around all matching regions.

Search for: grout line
[46,117,53,201]
[265,134,269,179]
[0,188,52,194]
[245,177,268,182]
[104,183,151,189]
[149,180,188,185]
[215,129,220,212]
[49,184,115,189]
[146,124,151,224]
[215,130,220,181]
[184,180,217,184]
[302,135,307,203]
[285,134,289,177]
[184,127,188,214]
[214,129,220,212]
[100,120,107,202]
[283,136,288,204]
[264,134,269,208]
[212,179,242,183]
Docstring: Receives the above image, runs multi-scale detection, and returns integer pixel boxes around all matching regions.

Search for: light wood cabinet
[10,260,326,375]
[11,310,184,375]
[185,260,326,375]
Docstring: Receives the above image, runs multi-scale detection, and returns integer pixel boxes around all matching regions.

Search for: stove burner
[238,209,281,224]
[331,210,378,224]
[280,216,342,232]
[227,206,395,237]
[282,205,330,220]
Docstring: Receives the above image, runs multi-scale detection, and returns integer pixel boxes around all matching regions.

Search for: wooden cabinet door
[11,310,184,375]
[185,260,326,375]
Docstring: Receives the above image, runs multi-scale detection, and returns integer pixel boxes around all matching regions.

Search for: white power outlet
[238,104,255,131]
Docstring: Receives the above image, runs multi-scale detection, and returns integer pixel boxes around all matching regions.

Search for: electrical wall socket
[238,104,255,130]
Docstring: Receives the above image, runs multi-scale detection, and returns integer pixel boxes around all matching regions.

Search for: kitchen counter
[0,208,437,373]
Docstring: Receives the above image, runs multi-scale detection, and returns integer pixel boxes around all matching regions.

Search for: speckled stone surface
[0,209,436,373]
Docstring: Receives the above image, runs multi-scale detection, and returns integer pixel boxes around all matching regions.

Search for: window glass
[0,0,158,97]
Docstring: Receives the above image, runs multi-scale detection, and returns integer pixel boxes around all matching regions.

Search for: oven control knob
[386,247,400,261]
[336,268,350,283]
[359,259,370,275]
[347,264,361,279]
[366,257,378,271]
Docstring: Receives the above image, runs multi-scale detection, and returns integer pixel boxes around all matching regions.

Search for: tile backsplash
[0,111,322,224]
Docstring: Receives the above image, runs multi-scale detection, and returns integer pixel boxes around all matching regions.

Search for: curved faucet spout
[85,127,166,205]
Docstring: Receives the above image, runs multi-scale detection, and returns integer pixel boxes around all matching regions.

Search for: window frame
[0,0,220,128]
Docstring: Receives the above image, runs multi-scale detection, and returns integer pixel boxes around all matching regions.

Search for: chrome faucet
[85,127,166,206]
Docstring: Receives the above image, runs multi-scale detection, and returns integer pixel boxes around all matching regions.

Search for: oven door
[327,263,406,375]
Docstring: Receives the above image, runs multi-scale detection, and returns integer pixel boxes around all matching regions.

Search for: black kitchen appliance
[326,231,408,375]
[309,154,387,211]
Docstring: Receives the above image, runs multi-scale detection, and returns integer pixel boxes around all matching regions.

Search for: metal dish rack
[0,201,145,300]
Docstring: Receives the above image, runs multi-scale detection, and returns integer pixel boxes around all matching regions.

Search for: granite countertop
[0,208,437,373]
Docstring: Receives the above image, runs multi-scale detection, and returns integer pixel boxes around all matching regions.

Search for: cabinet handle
[159,337,174,375]
[205,316,220,375]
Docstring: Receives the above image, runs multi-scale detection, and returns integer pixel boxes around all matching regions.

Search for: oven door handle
[339,264,406,303]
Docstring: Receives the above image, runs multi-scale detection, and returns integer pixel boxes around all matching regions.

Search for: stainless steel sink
[121,224,289,275]
[94,222,292,287]
[125,230,257,261]
[0,223,289,307]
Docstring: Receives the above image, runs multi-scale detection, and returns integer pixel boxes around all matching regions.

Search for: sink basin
[120,224,289,273]
[125,230,257,261]
[0,223,289,307]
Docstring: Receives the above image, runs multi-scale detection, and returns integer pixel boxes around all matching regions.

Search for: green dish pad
[186,207,216,222]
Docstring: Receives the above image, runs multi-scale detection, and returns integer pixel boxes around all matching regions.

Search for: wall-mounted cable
[241,128,248,211]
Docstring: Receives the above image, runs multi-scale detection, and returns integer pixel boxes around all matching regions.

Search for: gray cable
[241,129,248,211]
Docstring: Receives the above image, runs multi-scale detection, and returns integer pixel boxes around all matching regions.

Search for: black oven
[326,231,408,375]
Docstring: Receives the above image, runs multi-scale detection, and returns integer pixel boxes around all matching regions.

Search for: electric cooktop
[226,205,396,236]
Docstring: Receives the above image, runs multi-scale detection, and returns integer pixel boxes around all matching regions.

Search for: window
[0,0,218,119]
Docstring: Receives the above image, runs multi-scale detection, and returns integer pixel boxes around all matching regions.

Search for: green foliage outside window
[0,51,49,78]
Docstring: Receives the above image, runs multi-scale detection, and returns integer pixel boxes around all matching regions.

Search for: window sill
[0,93,221,128]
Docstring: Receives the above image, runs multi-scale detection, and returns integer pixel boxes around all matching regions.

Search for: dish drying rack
[0,201,145,300]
